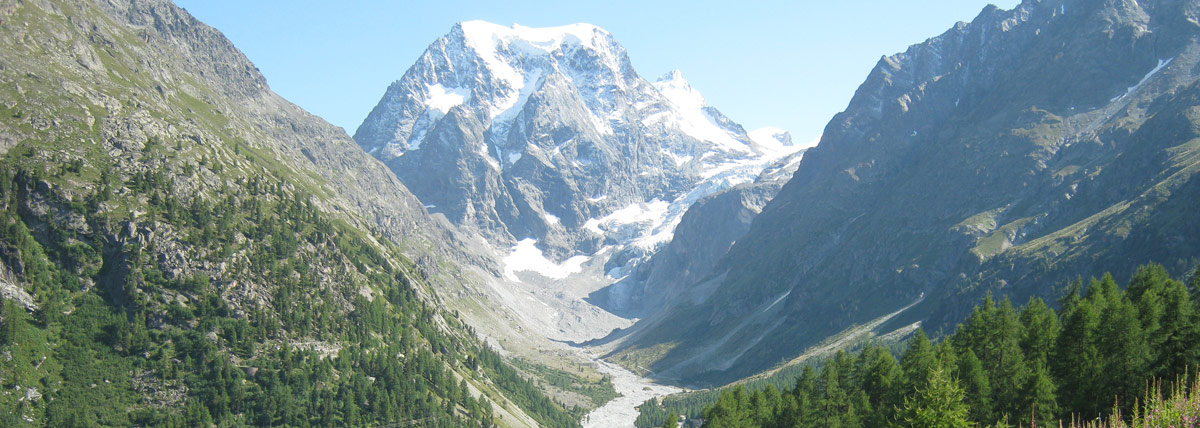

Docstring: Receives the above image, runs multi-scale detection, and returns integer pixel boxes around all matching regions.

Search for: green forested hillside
[646,263,1200,427]
[0,0,578,426]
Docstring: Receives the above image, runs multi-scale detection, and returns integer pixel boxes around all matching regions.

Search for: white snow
[1113,57,1173,102]
[506,151,523,165]
[747,127,792,151]
[459,21,607,125]
[544,213,560,225]
[1132,57,1173,91]
[763,290,791,313]
[650,70,751,153]
[664,151,694,167]
[406,83,472,152]
[581,359,681,428]
[491,68,545,131]
[579,129,806,253]
[478,140,500,170]
[425,83,469,115]
[458,21,528,93]
[502,238,588,281]
[583,199,670,240]
[460,21,607,57]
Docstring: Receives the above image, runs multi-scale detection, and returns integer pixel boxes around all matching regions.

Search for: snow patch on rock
[503,238,588,281]
[425,83,469,115]
[1112,57,1173,102]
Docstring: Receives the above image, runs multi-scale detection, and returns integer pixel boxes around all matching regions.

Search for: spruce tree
[661,411,678,428]
[1024,362,1058,425]
[1095,285,1149,417]
[704,386,751,428]
[957,349,992,424]
[893,365,971,428]
[790,365,819,426]
[1128,265,1198,379]
[984,298,1030,421]
[1188,265,1200,303]
[1052,285,1101,419]
[857,343,901,426]
[818,362,850,428]
[1018,297,1058,367]
[900,330,936,393]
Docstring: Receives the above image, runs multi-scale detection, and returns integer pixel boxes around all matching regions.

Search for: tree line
[694,263,1200,427]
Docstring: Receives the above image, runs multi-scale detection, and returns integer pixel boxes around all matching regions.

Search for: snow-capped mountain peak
[355,21,797,278]
[458,21,611,56]
[452,20,624,97]
[653,69,705,110]
[748,127,796,152]
[646,69,751,153]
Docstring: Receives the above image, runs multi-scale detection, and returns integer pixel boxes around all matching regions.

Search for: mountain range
[353,20,805,340]
[5,0,1200,426]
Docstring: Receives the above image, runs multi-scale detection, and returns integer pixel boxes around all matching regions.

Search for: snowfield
[502,238,589,281]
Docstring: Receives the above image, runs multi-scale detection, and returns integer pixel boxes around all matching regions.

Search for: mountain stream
[582,358,682,428]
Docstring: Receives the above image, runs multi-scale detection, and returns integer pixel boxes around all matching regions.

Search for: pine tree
[893,365,971,428]
[818,361,850,428]
[1188,265,1200,303]
[1059,277,1084,311]
[1127,264,1170,344]
[857,343,901,426]
[1024,362,1058,424]
[1018,297,1058,367]
[752,385,782,427]
[661,411,678,428]
[1091,275,1150,417]
[900,330,936,393]
[957,349,992,424]
[1052,283,1102,419]
[1127,264,1198,379]
[704,385,752,428]
[983,298,1030,421]
[933,341,958,379]
[788,365,819,427]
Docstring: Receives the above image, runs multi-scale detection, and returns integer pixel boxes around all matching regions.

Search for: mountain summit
[355,21,798,272]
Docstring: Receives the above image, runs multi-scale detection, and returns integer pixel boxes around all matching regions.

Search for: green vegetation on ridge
[0,0,582,426]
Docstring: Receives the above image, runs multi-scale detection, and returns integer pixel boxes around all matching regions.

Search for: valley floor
[582,357,682,428]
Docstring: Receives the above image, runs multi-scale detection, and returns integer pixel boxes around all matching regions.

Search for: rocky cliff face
[620,0,1200,386]
[589,151,805,317]
[81,0,449,251]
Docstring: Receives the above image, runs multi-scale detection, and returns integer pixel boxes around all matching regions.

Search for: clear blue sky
[175,0,1020,145]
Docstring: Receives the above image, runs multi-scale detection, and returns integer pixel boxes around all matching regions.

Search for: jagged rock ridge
[618,0,1200,386]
